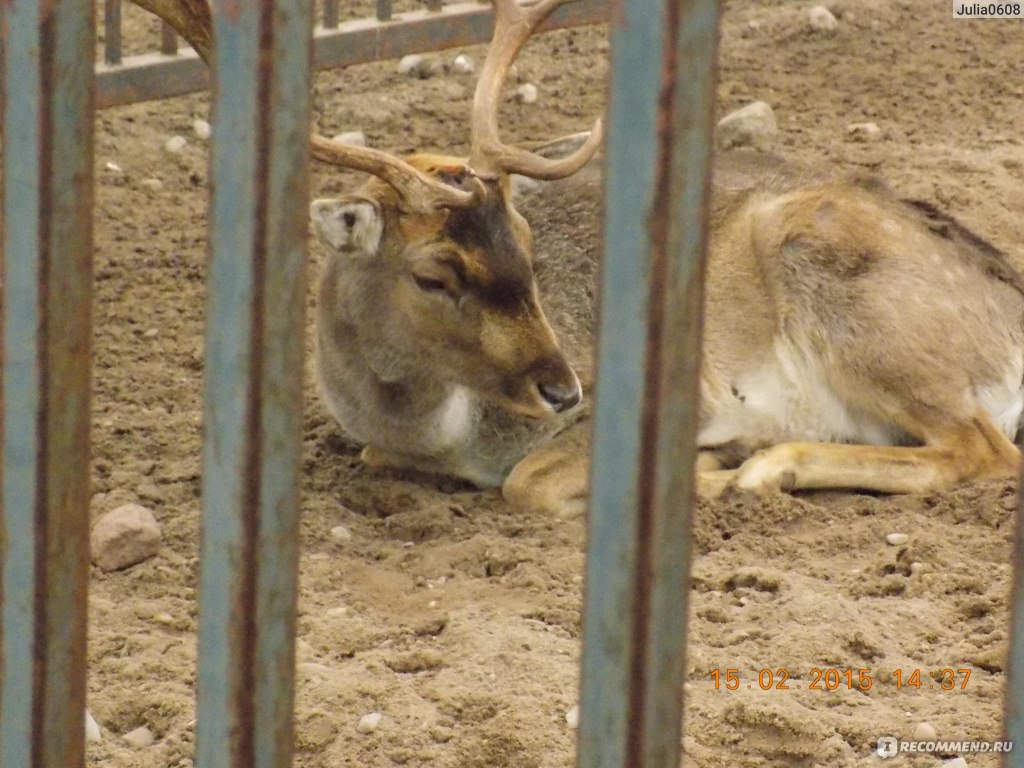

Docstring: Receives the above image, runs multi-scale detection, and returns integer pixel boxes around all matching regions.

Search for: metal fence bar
[104,0,122,64]
[323,0,339,28]
[161,20,178,55]
[0,2,95,768]
[577,0,719,766]
[377,0,393,22]
[194,1,313,766]
[95,0,606,108]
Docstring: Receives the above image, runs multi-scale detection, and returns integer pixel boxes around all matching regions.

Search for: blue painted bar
[195,1,313,767]
[577,0,719,766]
[0,2,95,768]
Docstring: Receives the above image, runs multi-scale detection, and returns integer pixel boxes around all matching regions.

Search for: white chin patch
[431,386,473,450]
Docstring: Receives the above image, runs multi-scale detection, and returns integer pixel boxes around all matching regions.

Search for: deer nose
[537,379,581,413]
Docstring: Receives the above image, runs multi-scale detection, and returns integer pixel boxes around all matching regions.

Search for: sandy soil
[83,1,1024,766]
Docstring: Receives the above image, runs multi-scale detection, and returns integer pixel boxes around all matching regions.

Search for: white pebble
[163,135,188,155]
[565,705,579,729]
[357,712,383,734]
[516,83,538,104]
[85,710,102,743]
[886,532,909,546]
[123,725,155,748]
[747,19,761,31]
[140,178,164,192]
[944,759,969,768]
[105,161,124,174]
[330,132,366,148]
[847,121,882,142]
[913,721,938,741]
[397,54,438,78]
[910,561,925,575]
[808,5,838,31]
[330,525,353,541]
[192,118,211,141]
[453,54,475,74]
[716,101,778,150]
[143,328,160,339]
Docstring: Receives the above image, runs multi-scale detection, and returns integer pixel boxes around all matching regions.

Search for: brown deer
[130,1,1024,514]
[131,0,601,511]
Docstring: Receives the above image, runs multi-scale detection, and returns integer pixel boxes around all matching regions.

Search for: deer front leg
[503,427,590,518]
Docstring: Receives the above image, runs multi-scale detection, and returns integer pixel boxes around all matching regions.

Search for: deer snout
[538,379,581,413]
[530,356,582,415]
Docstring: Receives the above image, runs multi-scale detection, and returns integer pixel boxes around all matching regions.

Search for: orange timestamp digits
[710,668,973,691]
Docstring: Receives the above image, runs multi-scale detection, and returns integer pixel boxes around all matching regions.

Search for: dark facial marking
[443,182,533,311]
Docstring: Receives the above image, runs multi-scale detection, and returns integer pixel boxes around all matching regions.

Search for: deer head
[132,0,601,422]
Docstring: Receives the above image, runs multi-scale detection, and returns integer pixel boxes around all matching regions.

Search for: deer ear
[310,196,383,256]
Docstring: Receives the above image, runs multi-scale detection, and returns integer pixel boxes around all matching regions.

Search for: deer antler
[468,0,603,181]
[128,0,599,209]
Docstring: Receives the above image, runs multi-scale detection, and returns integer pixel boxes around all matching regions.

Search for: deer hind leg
[725,411,1020,496]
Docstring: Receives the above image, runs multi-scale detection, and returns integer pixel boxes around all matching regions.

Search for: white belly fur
[699,337,899,449]
[700,337,1024,449]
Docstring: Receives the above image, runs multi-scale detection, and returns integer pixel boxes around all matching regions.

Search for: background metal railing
[95,0,605,108]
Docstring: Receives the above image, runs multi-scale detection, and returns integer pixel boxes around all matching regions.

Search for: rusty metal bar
[194,1,313,766]
[96,0,607,108]
[160,19,178,55]
[425,0,444,12]
[0,1,95,768]
[104,0,122,64]
[323,0,339,28]
[377,0,393,22]
[577,0,719,766]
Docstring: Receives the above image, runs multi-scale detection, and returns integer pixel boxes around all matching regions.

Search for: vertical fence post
[0,2,95,768]
[195,2,313,767]
[104,0,122,64]
[577,0,719,766]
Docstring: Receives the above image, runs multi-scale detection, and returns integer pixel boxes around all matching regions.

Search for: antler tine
[469,0,603,180]
[130,0,213,64]
[129,0,481,211]
[310,136,479,213]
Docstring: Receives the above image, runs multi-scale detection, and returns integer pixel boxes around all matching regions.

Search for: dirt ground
[82,1,1024,766]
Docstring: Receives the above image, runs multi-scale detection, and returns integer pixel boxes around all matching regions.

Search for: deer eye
[414,275,448,294]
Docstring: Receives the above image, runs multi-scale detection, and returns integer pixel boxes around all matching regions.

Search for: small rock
[330,525,353,541]
[847,121,882,142]
[452,54,474,74]
[105,161,124,174]
[140,177,164,192]
[85,710,102,743]
[886,532,909,546]
[91,503,162,571]
[747,19,761,31]
[910,561,925,575]
[123,725,155,748]
[356,712,382,734]
[516,83,539,104]
[944,759,968,768]
[716,101,777,150]
[397,54,438,78]
[565,705,579,729]
[808,5,838,31]
[330,132,366,148]
[192,118,211,141]
[397,54,423,75]
[913,721,938,741]
[163,135,188,155]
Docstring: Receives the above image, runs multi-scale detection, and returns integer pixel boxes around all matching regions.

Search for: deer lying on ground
[135,0,1023,516]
